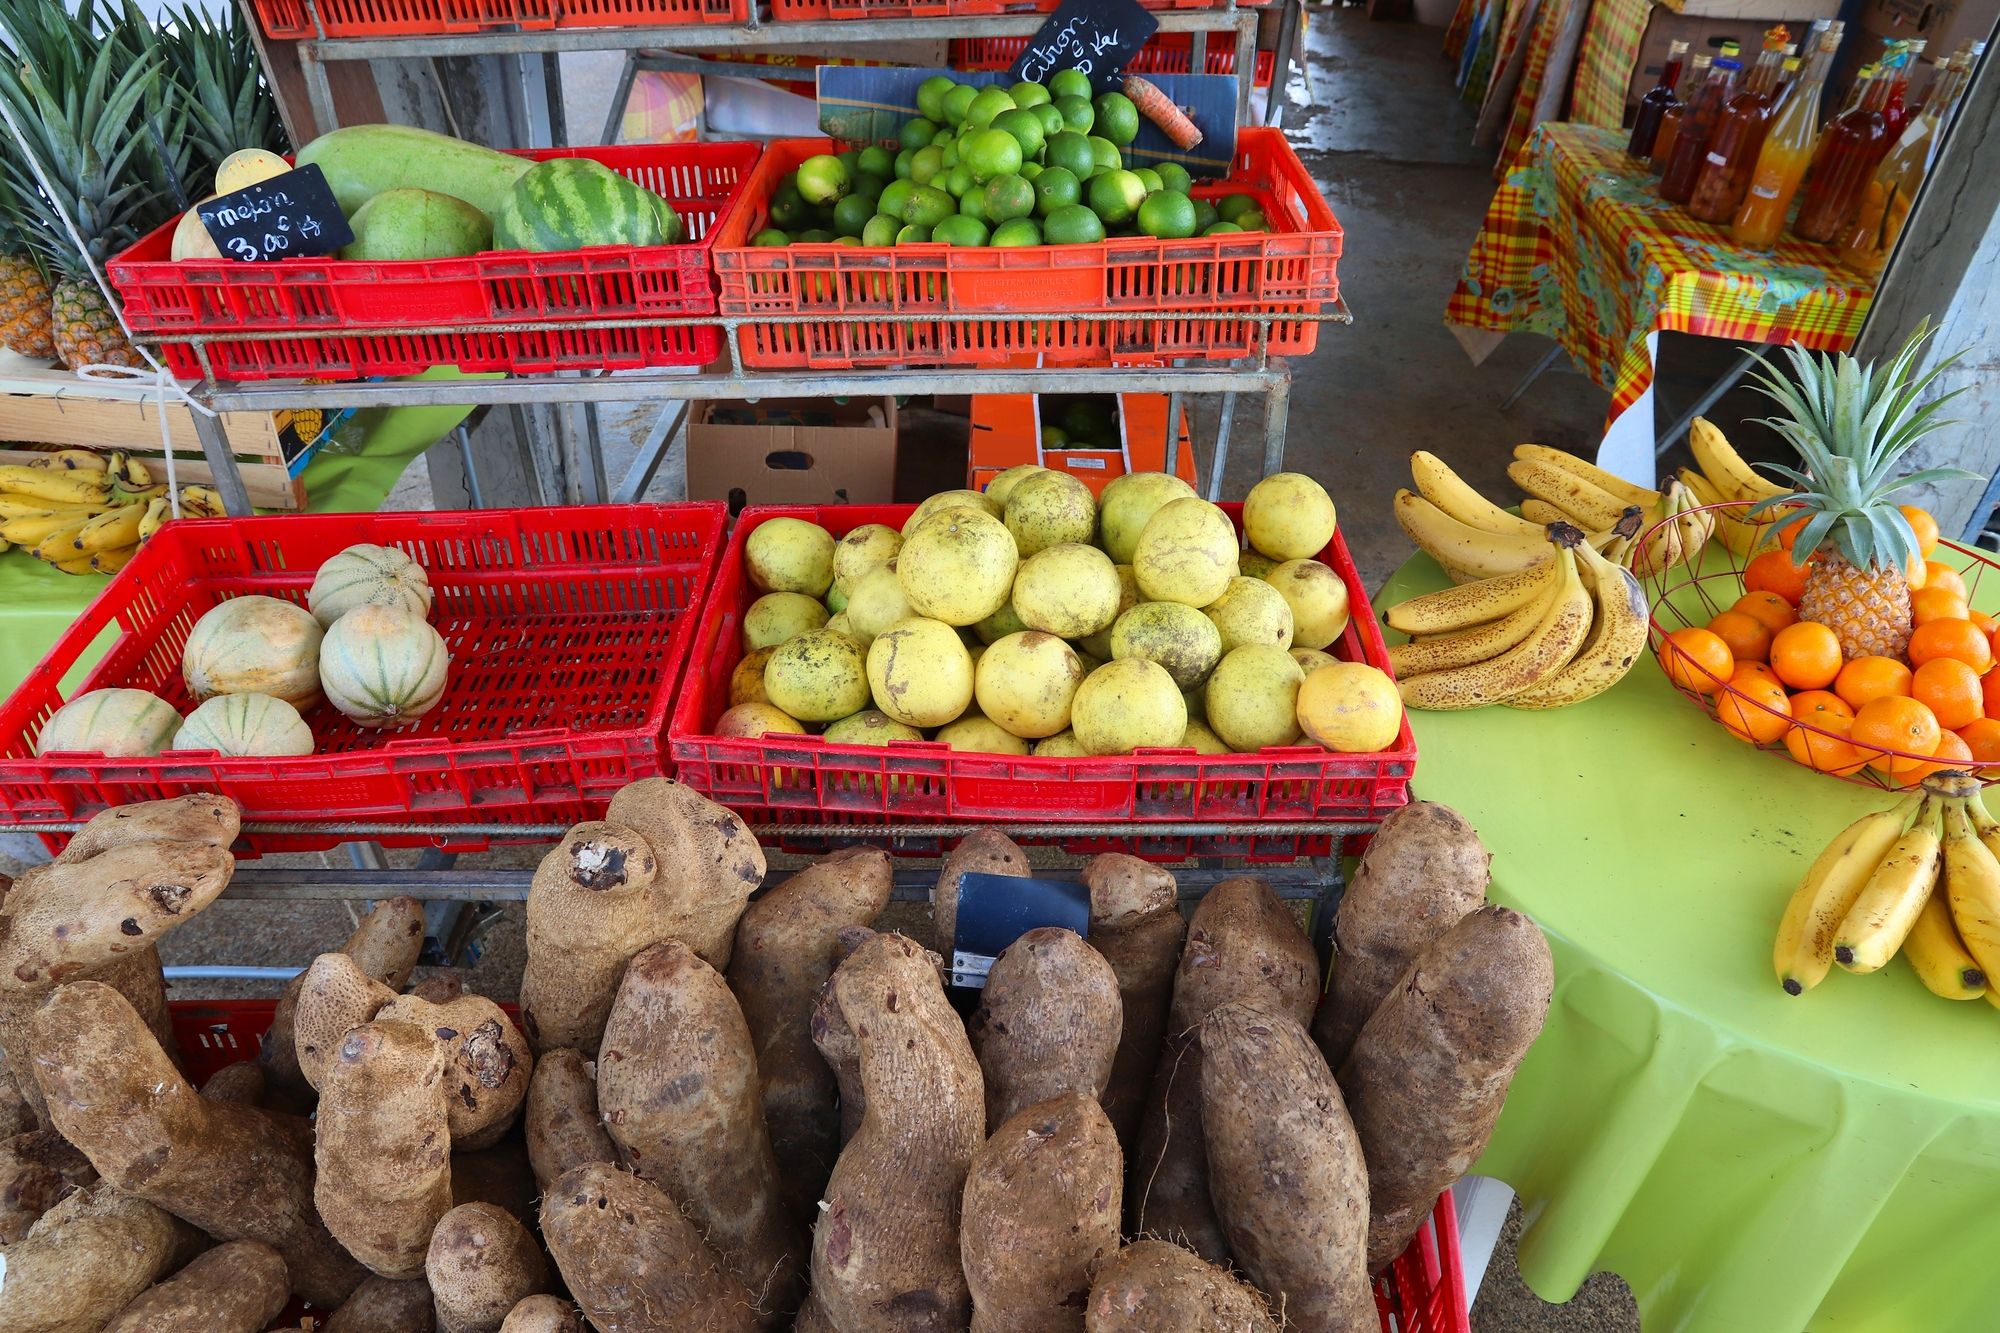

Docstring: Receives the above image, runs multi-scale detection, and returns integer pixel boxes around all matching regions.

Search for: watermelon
[493,159,680,252]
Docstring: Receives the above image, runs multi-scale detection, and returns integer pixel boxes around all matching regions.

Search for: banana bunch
[1684,416,1795,557]
[0,449,224,576]
[1507,444,1712,577]
[1774,773,2000,1004]
[1400,451,1644,584]
[1382,520,1651,711]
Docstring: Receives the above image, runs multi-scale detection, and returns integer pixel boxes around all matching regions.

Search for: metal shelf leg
[1207,391,1237,501]
[190,409,254,516]
[1261,371,1291,478]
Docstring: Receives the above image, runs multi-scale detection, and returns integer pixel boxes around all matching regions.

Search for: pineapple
[0,248,55,362]
[1751,327,1976,662]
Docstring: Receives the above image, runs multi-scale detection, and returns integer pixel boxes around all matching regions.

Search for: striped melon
[183,596,324,712]
[320,604,450,729]
[491,158,676,253]
[36,688,181,757]
[308,543,434,628]
[172,693,315,757]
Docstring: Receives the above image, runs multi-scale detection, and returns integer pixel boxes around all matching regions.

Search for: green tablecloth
[0,388,478,699]
[1377,553,2000,1333]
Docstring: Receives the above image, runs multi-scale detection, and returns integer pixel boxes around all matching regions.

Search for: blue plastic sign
[949,872,1091,989]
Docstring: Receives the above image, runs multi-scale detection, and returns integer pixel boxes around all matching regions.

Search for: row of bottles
[1839,46,1981,273]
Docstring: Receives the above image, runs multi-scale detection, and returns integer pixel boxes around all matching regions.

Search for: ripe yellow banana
[30,519,92,562]
[1383,556,1560,636]
[1507,458,1631,531]
[88,544,136,575]
[0,508,104,545]
[1513,443,1661,510]
[1689,417,1789,504]
[1835,796,1944,973]
[1387,575,1562,676]
[1396,540,1594,710]
[1944,799,2000,985]
[1629,477,1710,578]
[121,454,153,488]
[180,485,227,518]
[1409,452,1543,539]
[1394,490,1555,580]
[1903,884,1987,1000]
[27,448,107,472]
[0,466,111,507]
[0,538,10,555]
[1519,498,1576,527]
[72,503,144,554]
[1504,539,1650,710]
[0,495,105,523]
[1678,467,1775,558]
[138,495,170,542]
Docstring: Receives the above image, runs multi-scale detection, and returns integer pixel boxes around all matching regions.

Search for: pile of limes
[750,69,1269,248]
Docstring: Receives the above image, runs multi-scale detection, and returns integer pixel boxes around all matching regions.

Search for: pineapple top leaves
[1747,325,1978,571]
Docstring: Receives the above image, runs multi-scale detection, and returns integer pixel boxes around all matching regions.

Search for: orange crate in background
[967,394,1200,496]
[253,0,743,39]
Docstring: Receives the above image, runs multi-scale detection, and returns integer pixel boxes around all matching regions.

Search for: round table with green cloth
[1378,550,2000,1333]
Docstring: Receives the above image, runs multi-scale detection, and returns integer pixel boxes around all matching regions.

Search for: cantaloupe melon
[183,596,324,711]
[35,688,181,757]
[308,544,434,628]
[171,693,315,757]
[319,604,449,729]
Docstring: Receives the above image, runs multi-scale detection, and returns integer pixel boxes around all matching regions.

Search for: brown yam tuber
[969,927,1121,1127]
[500,1295,586,1332]
[0,1182,185,1333]
[0,1127,94,1243]
[201,1060,269,1105]
[1082,854,1186,1152]
[103,1238,292,1333]
[411,970,468,1003]
[0,1045,33,1137]
[604,777,766,970]
[263,896,425,1104]
[31,981,366,1305]
[806,932,985,1333]
[524,1047,615,1190]
[541,1161,759,1333]
[427,1201,551,1333]
[324,1276,439,1333]
[293,951,399,1092]
[961,1091,1123,1333]
[1083,1239,1279,1332]
[1340,904,1552,1272]
[931,829,1028,956]
[376,990,532,1150]
[808,925,875,1147]
[55,793,239,860]
[726,845,893,1227]
[1202,1003,1373,1331]
[449,1139,540,1223]
[313,1018,455,1281]
[1130,877,1318,1261]
[597,939,804,1323]
[1313,801,1491,1069]
[518,821,662,1056]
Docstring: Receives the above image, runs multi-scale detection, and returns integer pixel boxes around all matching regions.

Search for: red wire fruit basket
[1646,500,2000,789]
[0,505,726,856]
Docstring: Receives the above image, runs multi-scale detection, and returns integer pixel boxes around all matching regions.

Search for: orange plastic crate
[967,393,1199,496]
[253,0,743,40]
[952,33,1279,83]
[711,129,1341,370]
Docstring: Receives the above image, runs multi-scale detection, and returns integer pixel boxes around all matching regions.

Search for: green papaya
[296,124,532,217]
[340,188,491,261]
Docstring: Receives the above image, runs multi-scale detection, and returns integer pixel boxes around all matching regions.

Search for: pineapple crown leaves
[1744,324,1980,571]
[115,0,288,186]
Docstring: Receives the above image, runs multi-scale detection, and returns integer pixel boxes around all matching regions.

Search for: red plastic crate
[253,0,744,41]
[711,130,1341,370]
[951,34,1278,85]
[669,504,1413,830]
[0,505,726,857]
[108,142,760,382]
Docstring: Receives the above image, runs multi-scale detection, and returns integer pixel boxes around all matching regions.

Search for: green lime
[934,214,989,246]
[837,148,862,173]
[1087,136,1122,175]
[1154,161,1192,195]
[1132,167,1163,194]
[962,127,1024,184]
[991,217,1042,246]
[965,86,1018,130]
[1053,94,1093,133]
[1093,92,1139,146]
[983,173,1036,222]
[902,185,957,228]
[833,236,861,246]
[958,188,989,223]
[1043,203,1105,245]
[1010,80,1052,109]
[1202,221,1242,235]
[1045,130,1095,180]
[1063,399,1116,440]
[1190,197,1219,232]
[1033,166,1081,216]
[751,228,789,246]
[900,117,939,151]
[1216,193,1259,222]
[852,174,888,203]
[894,149,914,180]
[941,83,979,126]
[917,75,957,122]
[768,178,808,230]
[1049,68,1092,102]
[991,108,1046,163]
[1019,160,1044,181]
[939,138,960,169]
[1040,424,1069,448]
[946,165,974,198]
[877,179,916,219]
[1232,209,1268,232]
[1032,103,1065,138]
[833,193,877,237]
[861,213,900,247]
[1086,169,1146,225]
[1136,190,1197,239]
[796,229,833,243]
[896,223,934,244]
[909,146,945,186]
[797,154,850,205]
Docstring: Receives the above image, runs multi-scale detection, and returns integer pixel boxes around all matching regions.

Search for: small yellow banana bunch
[1774,772,2000,1004]
[1507,444,1711,577]
[1679,416,1797,557]
[0,448,225,575]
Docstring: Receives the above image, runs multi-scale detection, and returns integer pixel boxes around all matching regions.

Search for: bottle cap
[1668,39,1690,56]
[1763,24,1791,51]
[1714,57,1743,71]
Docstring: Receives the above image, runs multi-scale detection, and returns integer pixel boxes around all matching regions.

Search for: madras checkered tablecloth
[1447,121,1873,425]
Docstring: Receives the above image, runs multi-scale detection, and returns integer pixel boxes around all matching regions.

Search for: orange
[1957,718,2000,774]
[1984,667,2000,720]
[1834,655,1914,710]
[1900,505,1941,558]
[1743,549,1810,606]
[1661,627,1734,696]
[1769,621,1843,690]
[1913,656,1984,730]
[1717,669,1792,744]
[1852,695,1941,773]
[1706,610,1773,664]
[1907,554,1929,589]
[1972,612,1998,637]
[1924,562,1968,601]
[1732,590,1799,634]
[1776,514,1811,552]
[1736,661,1783,689]
[1908,617,1993,674]
[1888,728,1973,787]
[1911,585,1970,626]
[1786,692,1867,775]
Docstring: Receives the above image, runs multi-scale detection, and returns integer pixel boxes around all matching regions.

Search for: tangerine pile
[1661,506,2000,784]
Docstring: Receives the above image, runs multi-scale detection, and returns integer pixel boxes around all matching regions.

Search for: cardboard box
[967,394,1199,498]
[688,397,899,508]
[1625,2,1841,114]
[1842,0,1995,95]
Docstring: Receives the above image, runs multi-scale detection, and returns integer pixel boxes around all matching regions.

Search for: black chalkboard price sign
[197,164,353,263]
[1006,0,1159,95]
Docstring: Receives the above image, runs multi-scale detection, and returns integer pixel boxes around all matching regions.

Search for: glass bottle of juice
[1838,55,1970,274]
[1660,48,1743,204]
[1793,70,1895,242]
[1880,40,1923,140]
[1629,39,1690,159]
[1732,26,1841,248]
[1687,27,1792,223]
[1651,54,1714,173]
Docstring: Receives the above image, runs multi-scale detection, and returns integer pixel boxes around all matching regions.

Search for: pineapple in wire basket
[1750,326,1977,662]
[0,175,54,361]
